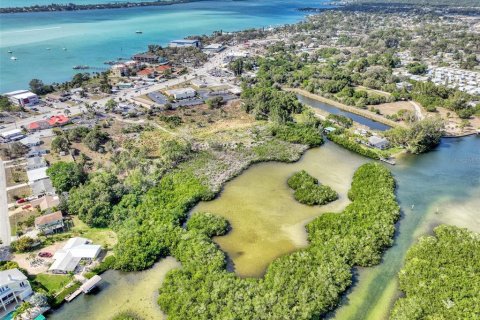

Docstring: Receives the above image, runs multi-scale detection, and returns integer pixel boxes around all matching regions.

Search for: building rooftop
[49,237,101,273]
[35,211,63,227]
[27,167,48,183]
[0,268,27,286]
[31,178,55,196]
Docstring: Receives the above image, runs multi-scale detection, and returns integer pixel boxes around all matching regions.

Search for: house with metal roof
[35,211,64,234]
[49,237,101,274]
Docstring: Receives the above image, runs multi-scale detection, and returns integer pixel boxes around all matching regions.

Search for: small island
[287,170,338,206]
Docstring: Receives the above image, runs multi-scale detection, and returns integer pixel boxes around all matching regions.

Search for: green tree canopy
[46,161,86,193]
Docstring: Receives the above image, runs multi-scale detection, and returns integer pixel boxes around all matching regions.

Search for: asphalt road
[0,160,11,246]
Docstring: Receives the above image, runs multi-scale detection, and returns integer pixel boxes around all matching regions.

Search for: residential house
[49,237,102,274]
[0,269,33,312]
[27,167,48,183]
[111,64,128,77]
[368,136,389,150]
[31,179,55,197]
[30,195,60,212]
[26,156,47,171]
[27,146,48,158]
[19,136,41,148]
[35,211,64,234]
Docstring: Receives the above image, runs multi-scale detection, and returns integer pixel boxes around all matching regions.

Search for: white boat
[46,48,51,50]
[8,50,13,54]
[135,30,143,34]
[10,56,17,60]
[63,47,67,51]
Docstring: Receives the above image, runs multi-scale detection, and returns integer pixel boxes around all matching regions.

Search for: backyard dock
[65,275,102,302]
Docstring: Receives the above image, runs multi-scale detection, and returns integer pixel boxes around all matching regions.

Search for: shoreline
[285,87,403,129]
[0,0,198,14]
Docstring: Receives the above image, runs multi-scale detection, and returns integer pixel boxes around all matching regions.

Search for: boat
[46,48,51,50]
[135,30,143,34]
[8,50,13,54]
[63,47,67,51]
[10,56,17,60]
[73,65,89,70]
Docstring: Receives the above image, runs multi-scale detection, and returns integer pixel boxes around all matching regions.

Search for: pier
[65,275,102,302]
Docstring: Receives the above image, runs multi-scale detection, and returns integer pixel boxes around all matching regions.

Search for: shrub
[271,123,324,147]
[186,212,229,237]
[287,170,338,206]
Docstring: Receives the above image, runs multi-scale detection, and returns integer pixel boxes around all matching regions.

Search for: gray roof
[31,178,55,196]
[0,269,27,286]
[27,156,47,169]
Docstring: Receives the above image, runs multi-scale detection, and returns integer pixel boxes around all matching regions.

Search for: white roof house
[49,237,101,274]
[27,167,48,183]
[368,136,389,150]
[0,268,33,311]
[20,136,41,147]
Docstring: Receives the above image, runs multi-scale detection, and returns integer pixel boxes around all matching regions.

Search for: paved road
[0,160,11,246]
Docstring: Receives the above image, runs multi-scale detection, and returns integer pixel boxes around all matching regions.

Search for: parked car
[21,204,31,210]
[38,252,52,258]
[16,198,26,204]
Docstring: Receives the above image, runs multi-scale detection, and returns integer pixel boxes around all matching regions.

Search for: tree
[10,237,35,253]
[68,172,124,227]
[105,99,118,112]
[29,79,53,95]
[206,96,224,109]
[0,95,13,111]
[385,117,444,154]
[9,142,28,158]
[51,136,70,153]
[82,128,109,151]
[406,62,428,75]
[46,161,86,193]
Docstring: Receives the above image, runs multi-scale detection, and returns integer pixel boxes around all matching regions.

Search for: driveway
[0,160,12,246]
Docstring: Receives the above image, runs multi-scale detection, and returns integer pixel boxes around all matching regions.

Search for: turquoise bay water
[0,0,162,8]
[0,0,330,92]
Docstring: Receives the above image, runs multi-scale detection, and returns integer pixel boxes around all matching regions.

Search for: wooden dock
[65,275,102,302]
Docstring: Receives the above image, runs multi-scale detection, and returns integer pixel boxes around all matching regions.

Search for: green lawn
[34,274,72,293]
[71,216,117,249]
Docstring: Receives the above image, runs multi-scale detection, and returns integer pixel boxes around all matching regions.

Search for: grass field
[34,274,72,293]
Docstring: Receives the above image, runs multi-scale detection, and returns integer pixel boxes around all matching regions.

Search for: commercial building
[132,54,160,64]
[168,39,201,48]
[4,90,39,107]
[0,269,33,312]
[111,64,128,77]
[49,237,101,274]
[165,88,196,100]
[203,43,225,53]
[0,129,25,142]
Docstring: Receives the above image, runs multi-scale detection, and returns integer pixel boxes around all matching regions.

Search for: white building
[0,129,25,142]
[4,90,39,107]
[165,88,196,100]
[27,167,48,184]
[49,237,102,274]
[19,136,41,147]
[0,269,33,312]
[168,39,201,48]
[203,43,225,53]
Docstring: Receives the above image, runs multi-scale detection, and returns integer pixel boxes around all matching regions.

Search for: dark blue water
[297,94,391,131]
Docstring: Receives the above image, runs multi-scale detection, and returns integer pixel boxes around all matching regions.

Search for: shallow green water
[194,142,367,277]
[49,136,480,319]
[48,257,180,320]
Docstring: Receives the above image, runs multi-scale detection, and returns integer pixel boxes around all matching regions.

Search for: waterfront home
[0,269,33,312]
[0,129,25,142]
[26,156,47,171]
[31,178,55,197]
[27,167,48,183]
[49,237,101,274]
[137,68,155,79]
[4,90,39,107]
[168,39,201,48]
[165,88,196,100]
[368,136,389,150]
[111,64,128,77]
[35,211,64,234]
